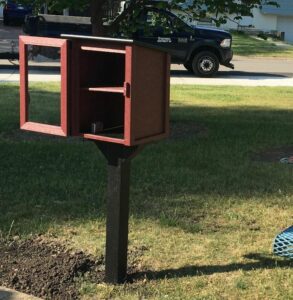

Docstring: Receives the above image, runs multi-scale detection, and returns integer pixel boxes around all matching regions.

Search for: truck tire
[192,51,219,77]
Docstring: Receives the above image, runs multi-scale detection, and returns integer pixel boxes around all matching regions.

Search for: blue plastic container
[273,226,293,259]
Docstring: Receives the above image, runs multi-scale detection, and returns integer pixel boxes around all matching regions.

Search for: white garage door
[277,16,293,43]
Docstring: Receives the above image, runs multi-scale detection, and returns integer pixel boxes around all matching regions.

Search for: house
[261,0,293,42]
[222,0,293,43]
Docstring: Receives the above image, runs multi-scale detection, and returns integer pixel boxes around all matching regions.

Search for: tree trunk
[91,0,108,36]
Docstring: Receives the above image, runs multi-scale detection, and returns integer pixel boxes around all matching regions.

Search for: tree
[20,0,278,36]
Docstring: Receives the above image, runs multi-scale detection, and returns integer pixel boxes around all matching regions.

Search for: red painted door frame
[19,36,69,136]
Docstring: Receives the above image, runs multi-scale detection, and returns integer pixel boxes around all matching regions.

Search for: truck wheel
[192,51,219,77]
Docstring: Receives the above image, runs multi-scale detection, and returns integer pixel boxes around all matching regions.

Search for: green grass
[0,83,293,299]
[232,32,293,58]
[28,83,61,125]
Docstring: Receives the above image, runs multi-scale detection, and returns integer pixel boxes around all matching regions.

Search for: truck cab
[133,7,234,76]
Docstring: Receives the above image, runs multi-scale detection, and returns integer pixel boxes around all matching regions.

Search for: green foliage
[114,0,279,36]
[18,0,279,30]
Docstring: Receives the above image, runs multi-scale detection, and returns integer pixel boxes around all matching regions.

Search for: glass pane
[27,45,61,126]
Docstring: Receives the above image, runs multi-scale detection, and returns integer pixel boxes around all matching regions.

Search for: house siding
[252,9,278,31]
[222,9,278,31]
[277,16,293,42]
[220,4,293,44]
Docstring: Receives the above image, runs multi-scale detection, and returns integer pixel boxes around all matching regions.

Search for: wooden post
[97,142,142,283]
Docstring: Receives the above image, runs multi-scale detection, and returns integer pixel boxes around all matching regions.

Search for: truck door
[135,8,195,61]
[168,13,195,60]
[136,9,176,53]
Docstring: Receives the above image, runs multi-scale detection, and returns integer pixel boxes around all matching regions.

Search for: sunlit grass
[233,32,293,58]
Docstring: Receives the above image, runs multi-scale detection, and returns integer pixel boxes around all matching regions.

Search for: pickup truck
[23,7,234,77]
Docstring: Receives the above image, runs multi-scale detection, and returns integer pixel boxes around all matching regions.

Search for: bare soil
[0,236,146,299]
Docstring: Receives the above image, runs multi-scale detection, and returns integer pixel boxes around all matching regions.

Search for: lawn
[0,83,293,299]
[232,32,293,58]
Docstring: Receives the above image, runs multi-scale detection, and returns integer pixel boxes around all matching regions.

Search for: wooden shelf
[82,87,124,94]
[83,133,124,144]
[81,46,126,54]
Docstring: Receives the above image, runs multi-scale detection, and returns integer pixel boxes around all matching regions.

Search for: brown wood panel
[79,49,125,89]
[124,46,132,146]
[131,46,170,143]
[70,40,80,136]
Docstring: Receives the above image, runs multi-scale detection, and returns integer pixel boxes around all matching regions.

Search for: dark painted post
[96,142,142,284]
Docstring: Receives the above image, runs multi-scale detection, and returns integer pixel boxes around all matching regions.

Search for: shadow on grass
[0,84,293,235]
[171,69,289,78]
[130,253,293,281]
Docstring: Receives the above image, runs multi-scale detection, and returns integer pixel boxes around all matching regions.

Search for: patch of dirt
[0,236,147,299]
[170,122,208,140]
[251,146,293,162]
[0,237,102,299]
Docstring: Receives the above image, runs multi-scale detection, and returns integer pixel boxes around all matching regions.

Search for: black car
[3,0,32,25]
[23,7,234,77]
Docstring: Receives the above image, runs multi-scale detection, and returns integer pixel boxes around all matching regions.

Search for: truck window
[145,10,172,37]
[169,14,194,34]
